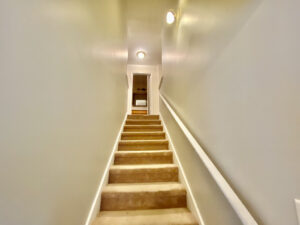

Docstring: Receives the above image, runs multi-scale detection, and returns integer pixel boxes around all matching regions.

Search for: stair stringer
[84,114,128,225]
[159,113,205,225]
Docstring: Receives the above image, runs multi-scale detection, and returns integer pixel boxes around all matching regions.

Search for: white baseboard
[160,113,206,225]
[295,199,300,225]
[84,114,128,225]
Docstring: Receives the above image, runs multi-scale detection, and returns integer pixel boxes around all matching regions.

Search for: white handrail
[160,94,258,225]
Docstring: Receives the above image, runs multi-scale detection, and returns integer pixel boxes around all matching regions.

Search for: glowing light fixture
[166,11,175,24]
[136,51,146,59]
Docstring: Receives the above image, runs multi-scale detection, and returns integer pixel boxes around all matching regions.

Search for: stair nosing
[122,131,166,134]
[126,119,161,121]
[118,149,170,151]
[115,150,172,154]
[124,125,163,127]
[110,164,177,169]
[94,208,198,225]
[119,139,168,143]
[102,182,185,193]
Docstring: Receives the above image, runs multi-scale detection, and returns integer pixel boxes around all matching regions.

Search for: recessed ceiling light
[136,51,146,59]
[166,11,175,24]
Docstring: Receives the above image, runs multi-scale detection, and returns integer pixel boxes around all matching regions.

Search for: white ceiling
[123,0,177,65]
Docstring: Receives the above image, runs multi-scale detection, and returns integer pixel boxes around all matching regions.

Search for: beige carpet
[92,114,198,225]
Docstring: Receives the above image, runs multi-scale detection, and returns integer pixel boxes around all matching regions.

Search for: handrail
[160,94,258,225]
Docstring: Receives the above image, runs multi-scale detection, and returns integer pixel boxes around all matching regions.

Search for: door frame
[129,73,151,114]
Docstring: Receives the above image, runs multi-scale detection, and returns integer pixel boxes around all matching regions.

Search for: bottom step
[93,208,198,225]
[101,182,186,210]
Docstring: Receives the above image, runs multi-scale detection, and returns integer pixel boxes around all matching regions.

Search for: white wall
[160,99,243,225]
[127,64,160,114]
[0,1,127,225]
[161,0,300,224]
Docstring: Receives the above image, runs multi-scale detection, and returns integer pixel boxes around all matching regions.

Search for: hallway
[1,0,300,225]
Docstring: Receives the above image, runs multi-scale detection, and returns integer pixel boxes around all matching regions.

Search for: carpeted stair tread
[126,120,161,125]
[127,115,159,120]
[124,125,163,132]
[109,164,178,183]
[92,208,198,225]
[101,182,186,210]
[114,150,173,164]
[121,131,166,140]
[118,140,169,150]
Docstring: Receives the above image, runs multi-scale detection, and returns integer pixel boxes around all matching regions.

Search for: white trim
[84,114,128,225]
[160,113,206,225]
[127,64,160,115]
[159,76,163,90]
[160,94,258,225]
[295,199,300,225]
[130,73,152,114]
[147,74,151,114]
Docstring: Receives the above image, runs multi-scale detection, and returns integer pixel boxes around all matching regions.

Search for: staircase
[92,115,198,225]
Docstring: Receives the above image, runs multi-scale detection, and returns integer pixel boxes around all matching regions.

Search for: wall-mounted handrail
[160,93,258,225]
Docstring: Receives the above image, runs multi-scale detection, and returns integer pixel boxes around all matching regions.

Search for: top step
[127,115,159,120]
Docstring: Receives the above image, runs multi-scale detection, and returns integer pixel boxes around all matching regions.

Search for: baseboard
[160,113,206,225]
[84,113,128,225]
[295,199,300,225]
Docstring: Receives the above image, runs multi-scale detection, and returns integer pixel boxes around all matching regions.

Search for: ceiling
[123,0,177,65]
[122,0,254,66]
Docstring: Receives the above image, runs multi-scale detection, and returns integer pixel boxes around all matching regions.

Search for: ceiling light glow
[166,11,175,24]
[136,51,146,59]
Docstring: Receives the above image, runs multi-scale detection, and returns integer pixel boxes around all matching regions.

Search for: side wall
[161,0,300,224]
[0,1,127,225]
[160,99,243,225]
